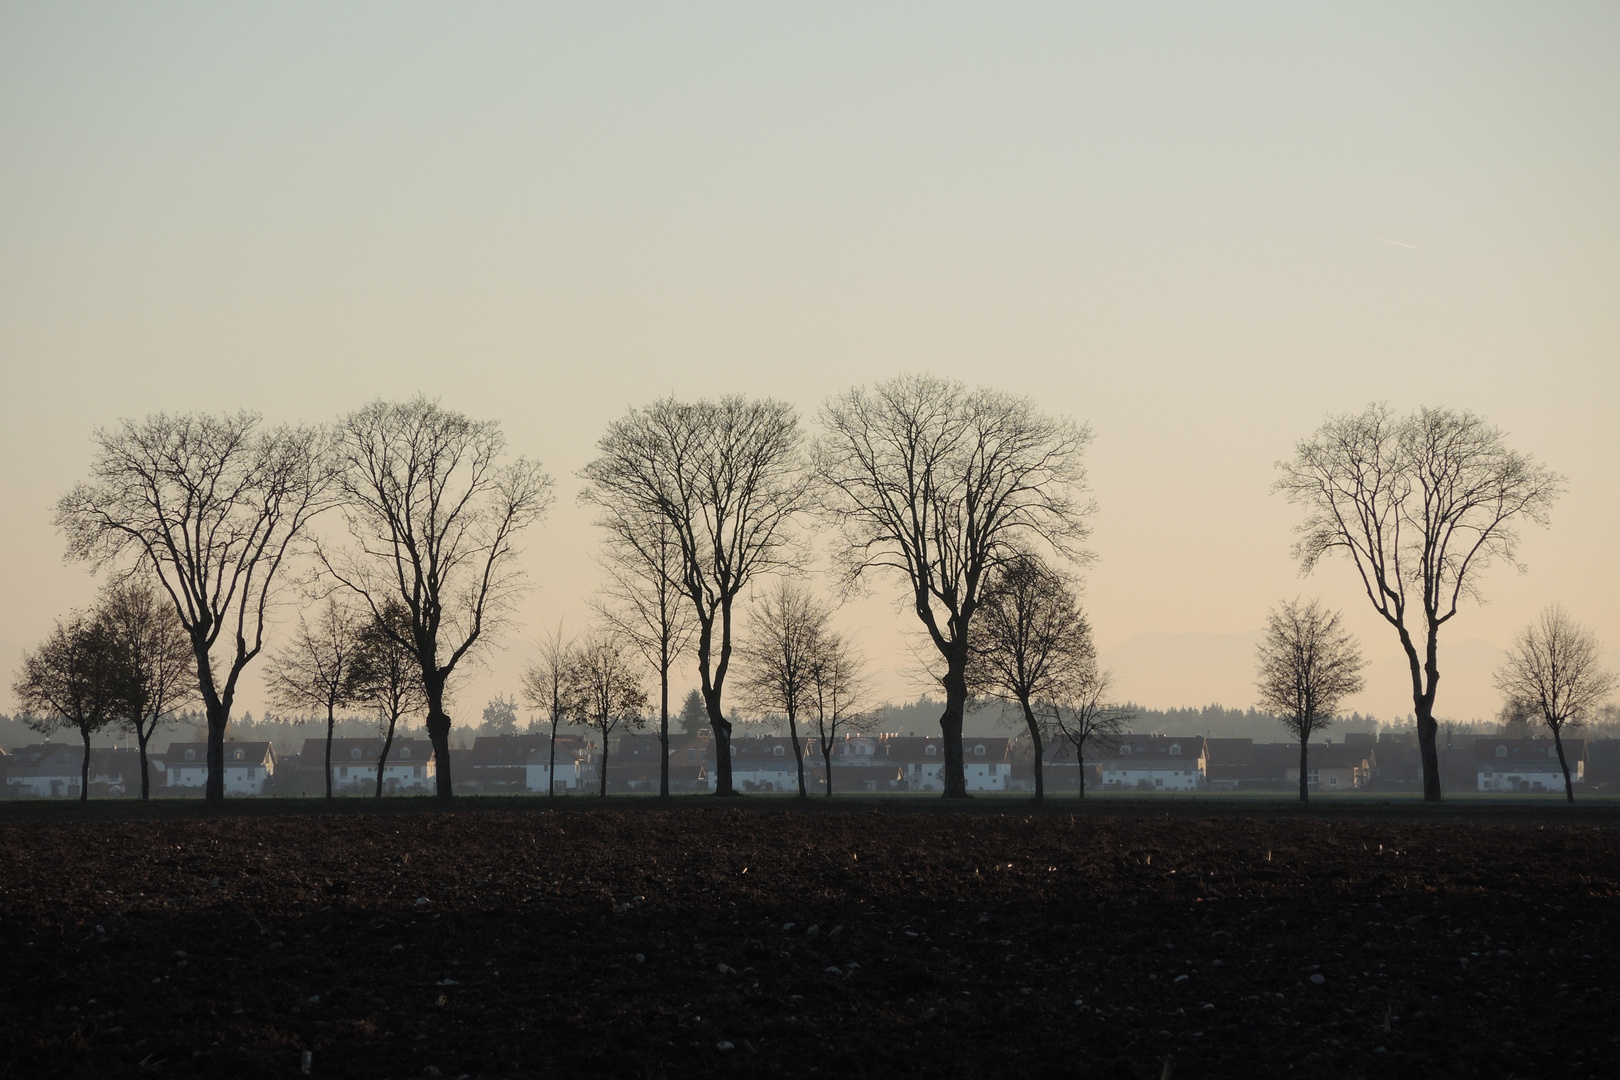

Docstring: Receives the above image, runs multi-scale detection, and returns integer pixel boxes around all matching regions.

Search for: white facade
[1478,765,1576,793]
[1100,762,1200,791]
[164,743,274,795]
[526,752,584,793]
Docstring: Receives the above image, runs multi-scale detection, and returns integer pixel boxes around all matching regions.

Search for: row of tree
[20,388,1604,805]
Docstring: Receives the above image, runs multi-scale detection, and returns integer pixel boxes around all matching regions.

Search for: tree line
[15,387,1611,805]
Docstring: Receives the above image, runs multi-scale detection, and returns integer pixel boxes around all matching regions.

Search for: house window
[1169,744,1181,757]
[339,767,347,778]
[233,749,244,761]
[400,748,411,760]
[688,749,696,761]
[974,745,985,757]
[773,745,785,757]
[1120,745,1131,756]
[352,748,363,760]
[925,745,938,757]
[1496,745,1508,758]
[1329,776,1338,786]
[185,749,196,761]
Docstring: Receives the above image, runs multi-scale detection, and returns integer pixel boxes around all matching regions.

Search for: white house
[305,738,435,794]
[525,738,590,793]
[1099,736,1206,791]
[1475,738,1584,793]
[163,742,276,795]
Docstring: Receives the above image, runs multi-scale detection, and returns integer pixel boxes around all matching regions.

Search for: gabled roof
[1474,738,1585,764]
[298,737,434,765]
[164,742,275,767]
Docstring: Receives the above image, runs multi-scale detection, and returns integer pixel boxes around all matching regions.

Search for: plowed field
[3,803,1617,1078]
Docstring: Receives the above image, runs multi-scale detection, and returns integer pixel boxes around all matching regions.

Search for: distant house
[1583,739,1620,792]
[1475,738,1585,793]
[1099,735,1206,791]
[5,743,89,798]
[729,735,811,793]
[1283,741,1372,791]
[163,742,276,795]
[298,737,435,794]
[466,734,552,791]
[524,735,593,793]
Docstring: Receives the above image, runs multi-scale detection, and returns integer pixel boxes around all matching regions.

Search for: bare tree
[1253,598,1366,804]
[1494,605,1617,803]
[520,623,579,798]
[807,629,869,796]
[736,580,831,798]
[1276,404,1561,801]
[967,555,1093,801]
[569,634,649,796]
[12,615,131,801]
[815,375,1094,797]
[323,398,554,800]
[56,412,334,803]
[346,599,428,797]
[266,596,364,800]
[580,396,809,796]
[1045,668,1132,799]
[588,513,697,797]
[96,580,194,799]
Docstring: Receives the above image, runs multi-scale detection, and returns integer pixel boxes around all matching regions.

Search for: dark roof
[163,742,274,766]
[1473,738,1586,764]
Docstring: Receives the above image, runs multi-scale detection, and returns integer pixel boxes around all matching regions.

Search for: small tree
[807,629,869,796]
[481,695,519,734]
[1494,605,1617,803]
[520,624,580,797]
[1045,668,1132,799]
[266,596,363,800]
[967,555,1093,801]
[677,689,708,737]
[737,581,831,798]
[1254,598,1366,804]
[569,635,649,796]
[588,512,697,797]
[96,580,194,799]
[346,599,428,797]
[12,615,131,801]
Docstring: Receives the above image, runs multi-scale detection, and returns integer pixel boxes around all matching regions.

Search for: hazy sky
[3,3,1617,726]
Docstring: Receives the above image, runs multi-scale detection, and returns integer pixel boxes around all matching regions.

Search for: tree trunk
[375,714,398,797]
[1077,739,1086,799]
[548,716,559,796]
[426,707,453,800]
[789,713,806,798]
[205,701,229,804]
[324,706,336,800]
[599,735,610,797]
[822,739,834,797]
[1020,697,1043,801]
[659,659,670,798]
[1395,624,1443,802]
[79,727,91,803]
[137,727,151,800]
[1298,737,1310,805]
[938,662,969,798]
[704,683,737,796]
[1552,725,1575,804]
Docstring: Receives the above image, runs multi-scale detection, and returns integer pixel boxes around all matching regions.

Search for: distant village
[6,725,1617,800]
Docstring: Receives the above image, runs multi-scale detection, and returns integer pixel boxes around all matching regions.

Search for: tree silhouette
[1494,605,1616,803]
[1253,598,1366,804]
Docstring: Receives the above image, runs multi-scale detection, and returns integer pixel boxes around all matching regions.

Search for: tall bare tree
[807,629,869,796]
[267,596,364,800]
[1276,404,1561,801]
[580,396,809,796]
[323,398,554,799]
[1253,598,1366,804]
[1494,605,1616,803]
[967,555,1093,800]
[12,614,132,802]
[569,634,649,796]
[96,580,195,799]
[588,513,697,797]
[56,412,334,803]
[519,623,579,798]
[815,375,1094,797]
[346,599,429,797]
[1045,668,1132,799]
[737,580,831,798]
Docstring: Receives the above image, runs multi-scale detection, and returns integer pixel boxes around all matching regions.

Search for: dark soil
[3,802,1618,1078]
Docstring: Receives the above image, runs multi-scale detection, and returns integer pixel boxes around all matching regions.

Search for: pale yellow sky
[2,3,1617,726]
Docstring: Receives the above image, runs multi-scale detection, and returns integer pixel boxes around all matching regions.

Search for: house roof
[298,737,434,765]
[1474,738,1585,764]
[163,742,274,767]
